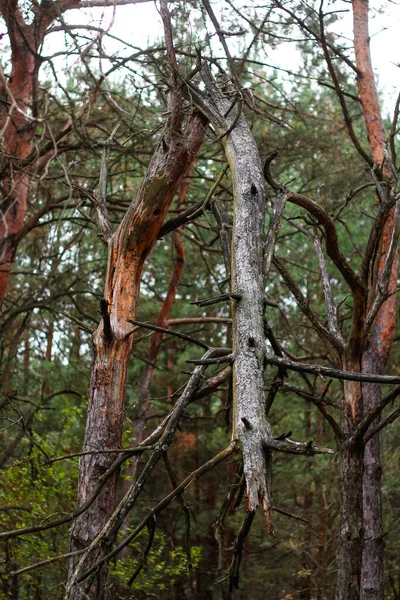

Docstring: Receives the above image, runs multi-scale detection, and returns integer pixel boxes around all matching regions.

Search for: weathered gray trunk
[221,98,272,520]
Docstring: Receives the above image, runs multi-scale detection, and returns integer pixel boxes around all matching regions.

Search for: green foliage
[109,533,201,597]
[1,1,400,598]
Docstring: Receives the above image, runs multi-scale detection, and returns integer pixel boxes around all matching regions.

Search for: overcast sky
[1,1,399,116]
[48,0,399,116]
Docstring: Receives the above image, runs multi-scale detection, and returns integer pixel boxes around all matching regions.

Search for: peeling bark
[67,114,206,598]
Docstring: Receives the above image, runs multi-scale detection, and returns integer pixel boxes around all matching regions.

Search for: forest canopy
[0,1,400,599]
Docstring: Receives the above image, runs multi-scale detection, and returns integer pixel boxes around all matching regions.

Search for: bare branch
[264,436,334,456]
[90,125,119,241]
[313,231,344,349]
[364,407,400,444]
[66,348,232,594]
[74,445,236,588]
[351,385,400,443]
[127,319,210,350]
[62,0,151,9]
[264,188,288,278]
[272,254,343,353]
[201,0,240,87]
[265,354,400,385]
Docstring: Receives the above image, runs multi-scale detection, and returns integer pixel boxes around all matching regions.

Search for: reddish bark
[0,1,82,306]
[353,0,386,165]
[117,168,191,555]
[353,2,397,598]
[67,114,206,598]
[0,16,35,305]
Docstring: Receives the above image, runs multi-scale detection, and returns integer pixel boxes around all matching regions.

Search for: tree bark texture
[211,82,273,522]
[227,124,272,519]
[353,2,397,598]
[0,2,59,305]
[336,351,364,600]
[66,114,206,599]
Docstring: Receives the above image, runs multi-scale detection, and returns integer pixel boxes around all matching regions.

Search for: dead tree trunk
[194,69,273,520]
[226,107,273,520]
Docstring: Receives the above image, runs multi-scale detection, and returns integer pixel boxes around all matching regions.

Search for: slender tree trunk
[352,2,398,598]
[336,351,364,600]
[0,2,58,306]
[66,114,206,598]
[0,1,79,306]
[0,5,36,306]
[223,94,272,521]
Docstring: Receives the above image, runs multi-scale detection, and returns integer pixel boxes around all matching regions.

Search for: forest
[0,0,399,598]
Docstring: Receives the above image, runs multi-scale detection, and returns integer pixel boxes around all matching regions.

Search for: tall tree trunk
[223,92,272,520]
[66,114,206,599]
[0,36,35,305]
[0,1,79,306]
[353,2,398,598]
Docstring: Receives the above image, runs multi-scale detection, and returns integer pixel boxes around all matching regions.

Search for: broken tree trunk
[66,113,206,599]
[225,115,273,521]
[194,69,273,523]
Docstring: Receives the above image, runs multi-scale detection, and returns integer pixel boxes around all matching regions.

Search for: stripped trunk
[67,114,206,599]
[353,2,398,597]
[221,91,273,521]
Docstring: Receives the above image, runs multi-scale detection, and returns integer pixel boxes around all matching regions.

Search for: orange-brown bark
[0,1,80,306]
[117,168,192,555]
[67,114,206,598]
[0,15,35,305]
[353,0,386,165]
[353,2,397,599]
